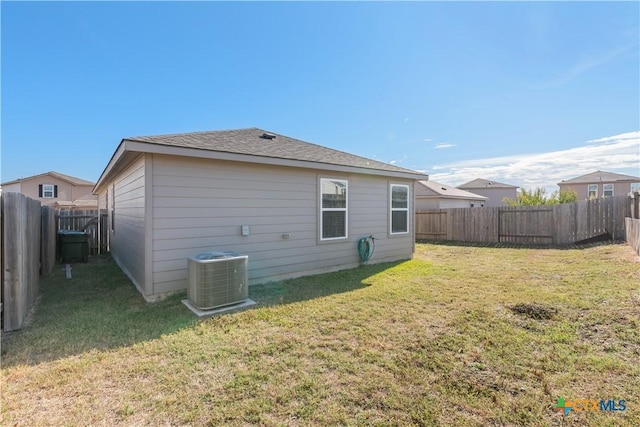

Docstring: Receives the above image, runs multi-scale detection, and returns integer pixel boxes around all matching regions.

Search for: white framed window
[43,184,54,198]
[603,184,614,197]
[631,183,640,193]
[320,178,348,240]
[588,184,598,199]
[390,184,409,235]
[40,184,56,198]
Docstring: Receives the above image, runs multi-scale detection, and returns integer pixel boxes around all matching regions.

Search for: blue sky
[2,1,639,192]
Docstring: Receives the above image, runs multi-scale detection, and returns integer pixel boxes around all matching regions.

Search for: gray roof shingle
[457,178,518,189]
[126,127,424,176]
[417,180,486,200]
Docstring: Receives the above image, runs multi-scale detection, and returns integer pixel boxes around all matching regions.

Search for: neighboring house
[93,128,428,301]
[0,171,97,209]
[456,178,518,207]
[558,170,640,200]
[415,180,486,209]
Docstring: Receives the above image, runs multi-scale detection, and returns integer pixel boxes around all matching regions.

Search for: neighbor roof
[558,170,640,185]
[457,178,518,189]
[1,171,95,187]
[416,180,486,200]
[95,128,428,192]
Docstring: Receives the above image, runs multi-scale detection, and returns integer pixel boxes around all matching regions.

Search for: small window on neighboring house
[320,178,348,240]
[39,184,57,198]
[631,183,640,193]
[390,184,409,234]
[588,184,598,199]
[603,184,614,198]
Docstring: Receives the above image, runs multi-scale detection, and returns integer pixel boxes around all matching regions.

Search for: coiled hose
[358,235,375,265]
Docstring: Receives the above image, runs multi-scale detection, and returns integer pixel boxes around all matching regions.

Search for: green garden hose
[358,235,375,265]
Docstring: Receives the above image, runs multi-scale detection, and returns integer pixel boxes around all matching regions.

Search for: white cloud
[434,143,457,149]
[586,131,639,144]
[429,131,640,193]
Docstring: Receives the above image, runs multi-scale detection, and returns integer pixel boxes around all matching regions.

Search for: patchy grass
[2,243,639,426]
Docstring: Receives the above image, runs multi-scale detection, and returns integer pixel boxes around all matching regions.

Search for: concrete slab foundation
[181,298,257,318]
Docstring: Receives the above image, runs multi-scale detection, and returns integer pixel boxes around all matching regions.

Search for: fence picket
[416,194,633,246]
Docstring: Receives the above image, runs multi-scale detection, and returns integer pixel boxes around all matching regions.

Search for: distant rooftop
[416,180,486,200]
[558,170,640,185]
[1,171,95,187]
[457,178,518,189]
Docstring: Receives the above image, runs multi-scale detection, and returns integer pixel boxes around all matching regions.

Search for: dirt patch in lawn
[509,303,558,320]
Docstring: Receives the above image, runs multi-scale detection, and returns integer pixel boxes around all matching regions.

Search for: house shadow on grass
[1,255,403,367]
[1,255,199,367]
[248,260,404,307]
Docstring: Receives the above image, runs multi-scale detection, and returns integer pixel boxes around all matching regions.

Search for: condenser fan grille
[187,252,248,310]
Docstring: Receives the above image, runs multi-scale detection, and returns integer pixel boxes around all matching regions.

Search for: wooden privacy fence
[416,194,630,246]
[0,196,109,331]
[625,191,640,255]
[57,209,108,255]
[1,193,57,331]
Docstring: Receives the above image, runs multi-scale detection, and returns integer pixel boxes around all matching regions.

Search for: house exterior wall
[148,155,414,297]
[559,181,640,200]
[106,155,148,296]
[2,176,95,206]
[1,183,21,193]
[460,188,516,207]
[415,198,480,210]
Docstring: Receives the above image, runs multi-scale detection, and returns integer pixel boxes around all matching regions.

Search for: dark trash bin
[58,230,89,263]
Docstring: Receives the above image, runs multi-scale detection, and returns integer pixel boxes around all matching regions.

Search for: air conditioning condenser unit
[187,251,248,310]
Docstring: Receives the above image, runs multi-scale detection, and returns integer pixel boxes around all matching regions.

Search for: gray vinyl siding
[150,155,413,294]
[110,155,147,295]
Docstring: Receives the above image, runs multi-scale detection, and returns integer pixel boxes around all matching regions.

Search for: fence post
[41,205,58,276]
[2,193,42,331]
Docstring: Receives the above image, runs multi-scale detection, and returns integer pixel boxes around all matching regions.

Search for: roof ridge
[124,127,423,176]
[126,127,260,141]
[1,171,94,186]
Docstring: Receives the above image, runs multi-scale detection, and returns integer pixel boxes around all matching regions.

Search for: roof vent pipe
[261,132,276,140]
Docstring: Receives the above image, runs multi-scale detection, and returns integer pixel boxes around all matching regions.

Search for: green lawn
[2,243,639,426]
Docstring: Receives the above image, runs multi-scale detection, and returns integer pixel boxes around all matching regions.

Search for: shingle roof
[1,171,95,186]
[558,170,640,185]
[457,178,518,189]
[126,127,424,177]
[416,180,486,200]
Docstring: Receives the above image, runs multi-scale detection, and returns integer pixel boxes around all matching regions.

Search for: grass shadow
[249,260,405,306]
[1,255,197,367]
[1,255,404,367]
[418,239,628,250]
